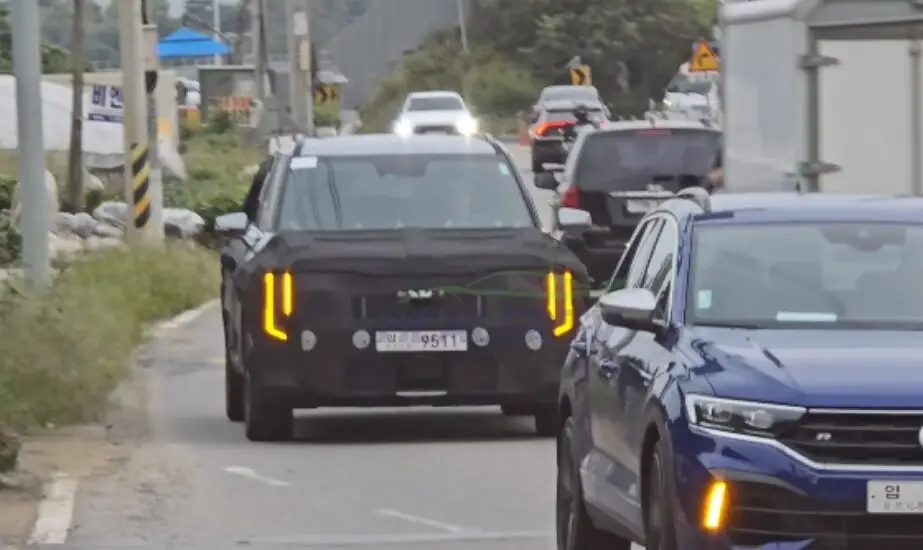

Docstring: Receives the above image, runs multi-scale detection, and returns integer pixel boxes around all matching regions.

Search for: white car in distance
[393,91,478,137]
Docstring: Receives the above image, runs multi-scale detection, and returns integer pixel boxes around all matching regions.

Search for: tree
[467,0,717,113]
[65,0,87,214]
[0,6,80,74]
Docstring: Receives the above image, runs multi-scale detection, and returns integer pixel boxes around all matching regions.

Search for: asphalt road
[41,144,641,550]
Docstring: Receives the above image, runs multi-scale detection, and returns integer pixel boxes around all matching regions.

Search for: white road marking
[375,508,465,533]
[27,472,78,544]
[223,466,291,487]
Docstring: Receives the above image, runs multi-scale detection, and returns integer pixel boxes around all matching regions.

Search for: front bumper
[674,425,923,550]
[246,323,566,409]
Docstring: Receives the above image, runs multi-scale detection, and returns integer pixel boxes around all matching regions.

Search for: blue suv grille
[729,480,923,549]
[779,411,923,465]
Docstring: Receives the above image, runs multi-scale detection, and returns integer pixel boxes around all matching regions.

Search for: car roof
[598,119,720,132]
[541,85,598,93]
[406,90,462,99]
[293,134,500,157]
[542,98,603,110]
[675,192,923,224]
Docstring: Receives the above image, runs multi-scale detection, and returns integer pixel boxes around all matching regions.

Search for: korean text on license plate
[375,330,468,352]
[867,480,923,513]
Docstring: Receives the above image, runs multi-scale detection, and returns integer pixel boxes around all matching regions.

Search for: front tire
[225,361,244,422]
[243,373,293,442]
[556,417,632,550]
[644,440,679,550]
[223,309,244,422]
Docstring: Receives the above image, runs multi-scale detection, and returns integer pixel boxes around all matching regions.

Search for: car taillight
[545,271,574,337]
[263,271,294,341]
[534,120,573,137]
[561,187,579,208]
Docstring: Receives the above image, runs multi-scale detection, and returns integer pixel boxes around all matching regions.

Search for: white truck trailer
[721,0,923,194]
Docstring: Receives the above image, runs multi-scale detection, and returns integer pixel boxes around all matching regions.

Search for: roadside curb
[21,299,220,546]
[143,299,219,338]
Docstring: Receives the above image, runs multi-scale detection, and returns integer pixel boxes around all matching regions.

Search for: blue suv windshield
[687,222,923,329]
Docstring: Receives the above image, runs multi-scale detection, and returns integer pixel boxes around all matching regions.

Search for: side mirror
[598,288,658,332]
[557,207,591,230]
[214,211,249,238]
[534,172,559,190]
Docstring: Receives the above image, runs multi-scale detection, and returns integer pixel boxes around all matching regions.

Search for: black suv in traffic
[535,119,721,288]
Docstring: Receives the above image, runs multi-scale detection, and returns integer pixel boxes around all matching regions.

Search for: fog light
[471,327,490,347]
[525,329,542,351]
[352,329,370,349]
[301,330,317,351]
[702,480,727,531]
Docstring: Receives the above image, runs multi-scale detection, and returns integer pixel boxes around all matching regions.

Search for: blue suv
[556,190,923,550]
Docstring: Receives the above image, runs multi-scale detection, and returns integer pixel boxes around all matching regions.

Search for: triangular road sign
[689,40,719,72]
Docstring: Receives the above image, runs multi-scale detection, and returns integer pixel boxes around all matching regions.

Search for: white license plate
[867,480,923,513]
[375,330,468,352]
[626,199,657,214]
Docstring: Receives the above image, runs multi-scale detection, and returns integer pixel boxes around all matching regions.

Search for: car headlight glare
[456,116,477,135]
[684,395,805,437]
[394,119,413,136]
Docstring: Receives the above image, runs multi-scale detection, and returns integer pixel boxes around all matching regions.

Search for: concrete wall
[43,69,180,145]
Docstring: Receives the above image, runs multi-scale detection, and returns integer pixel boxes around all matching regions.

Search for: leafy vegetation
[164,122,263,248]
[0,6,83,74]
[0,244,218,440]
[361,0,720,128]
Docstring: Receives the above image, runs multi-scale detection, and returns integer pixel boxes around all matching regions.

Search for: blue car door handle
[599,359,619,379]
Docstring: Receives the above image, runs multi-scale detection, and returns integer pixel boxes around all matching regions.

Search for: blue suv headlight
[684,395,806,438]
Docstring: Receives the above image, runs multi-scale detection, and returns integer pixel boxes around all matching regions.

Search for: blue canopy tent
[158,28,230,58]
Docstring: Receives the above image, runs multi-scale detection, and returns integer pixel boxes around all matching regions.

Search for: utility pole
[66,0,86,214]
[456,0,469,54]
[286,0,314,134]
[212,0,221,65]
[143,0,164,241]
[119,0,154,243]
[10,0,50,286]
[253,0,266,103]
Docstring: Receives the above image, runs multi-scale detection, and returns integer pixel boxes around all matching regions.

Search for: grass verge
[0,243,218,433]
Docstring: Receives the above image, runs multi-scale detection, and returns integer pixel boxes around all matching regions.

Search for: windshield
[688,222,923,329]
[575,129,721,191]
[407,96,464,111]
[543,87,597,101]
[276,155,535,231]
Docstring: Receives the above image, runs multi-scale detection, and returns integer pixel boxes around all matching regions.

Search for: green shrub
[208,110,234,134]
[0,243,218,431]
[0,213,20,266]
[314,102,341,128]
[359,40,538,134]
[0,174,15,211]
[164,131,260,248]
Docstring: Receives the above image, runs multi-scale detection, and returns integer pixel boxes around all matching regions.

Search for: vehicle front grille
[780,411,923,465]
[355,293,483,322]
[728,479,923,549]
[413,125,457,134]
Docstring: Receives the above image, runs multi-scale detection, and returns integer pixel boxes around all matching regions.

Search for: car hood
[688,327,923,408]
[400,110,468,125]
